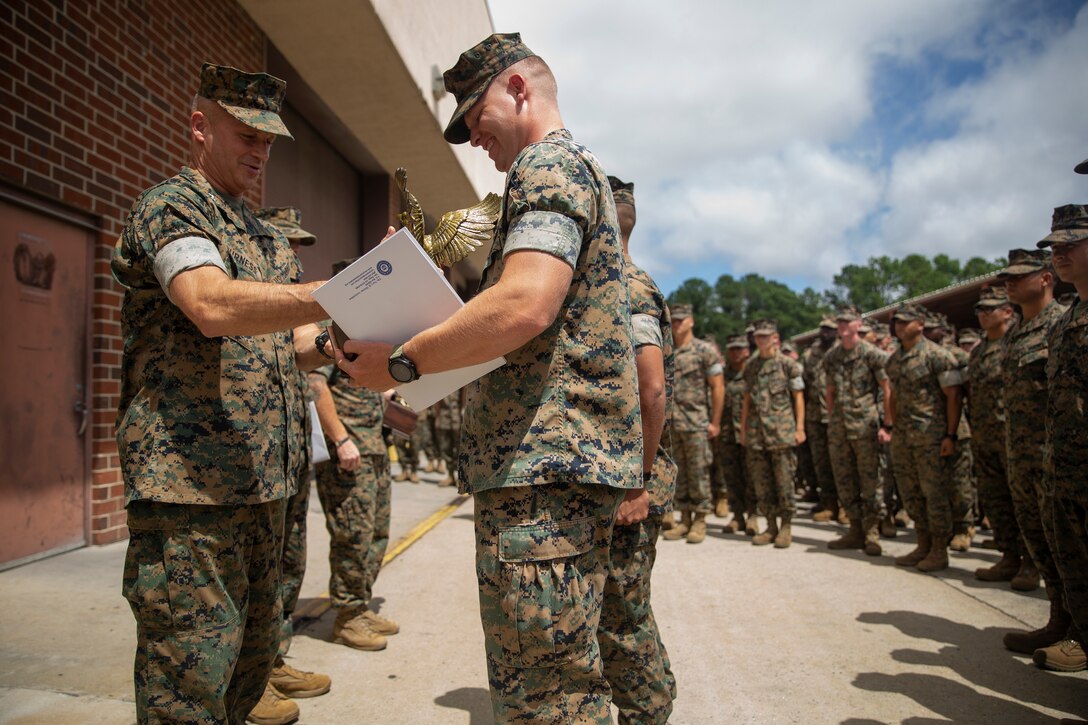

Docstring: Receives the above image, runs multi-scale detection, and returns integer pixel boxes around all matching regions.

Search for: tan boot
[714,498,731,518]
[828,520,864,550]
[332,609,388,651]
[436,460,447,474]
[949,527,972,552]
[744,513,759,536]
[269,657,331,698]
[1004,586,1072,654]
[394,469,409,482]
[423,460,436,473]
[663,512,691,540]
[895,532,932,567]
[437,474,455,487]
[661,514,675,531]
[975,552,1021,582]
[879,515,898,538]
[837,507,850,526]
[686,512,708,544]
[773,517,792,548]
[812,506,835,523]
[916,537,949,572]
[863,523,882,556]
[246,684,299,725]
[363,609,400,635]
[725,513,746,534]
[409,471,420,483]
[1010,559,1041,592]
[1032,639,1087,672]
[753,517,779,546]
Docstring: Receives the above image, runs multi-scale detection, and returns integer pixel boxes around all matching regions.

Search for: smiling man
[336,33,643,722]
[112,63,333,724]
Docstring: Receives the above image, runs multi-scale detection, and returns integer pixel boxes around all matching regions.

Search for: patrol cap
[198,63,292,138]
[744,323,755,334]
[752,318,778,335]
[998,248,1050,277]
[872,322,890,337]
[975,285,1010,310]
[819,315,837,330]
[331,257,358,276]
[859,321,872,335]
[608,176,635,209]
[836,305,862,322]
[255,207,316,246]
[725,334,748,349]
[781,341,797,354]
[442,33,536,145]
[923,312,948,330]
[1036,204,1088,248]
[669,303,693,320]
[892,302,927,322]
[1075,158,1088,175]
[958,328,981,345]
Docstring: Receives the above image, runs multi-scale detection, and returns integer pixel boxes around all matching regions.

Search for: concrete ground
[1,466,1085,724]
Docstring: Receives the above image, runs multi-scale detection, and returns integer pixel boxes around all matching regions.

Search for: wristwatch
[943,432,958,442]
[315,330,333,360]
[388,344,420,383]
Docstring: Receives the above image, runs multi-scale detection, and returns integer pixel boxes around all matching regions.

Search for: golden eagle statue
[395,167,502,269]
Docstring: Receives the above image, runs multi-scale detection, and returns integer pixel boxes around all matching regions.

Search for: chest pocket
[1018,346,1048,368]
[677,355,704,383]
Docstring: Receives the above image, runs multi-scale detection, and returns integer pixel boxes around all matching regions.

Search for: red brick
[16,47,52,84]
[60,186,92,210]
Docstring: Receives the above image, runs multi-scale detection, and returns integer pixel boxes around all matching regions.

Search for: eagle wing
[423,192,502,268]
[394,167,426,242]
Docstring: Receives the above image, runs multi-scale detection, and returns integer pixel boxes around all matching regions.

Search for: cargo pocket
[495,516,596,668]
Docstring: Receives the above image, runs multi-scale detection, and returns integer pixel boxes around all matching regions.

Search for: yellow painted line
[292,495,467,623]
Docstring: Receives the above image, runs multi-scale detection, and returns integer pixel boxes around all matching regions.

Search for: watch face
[389,360,414,383]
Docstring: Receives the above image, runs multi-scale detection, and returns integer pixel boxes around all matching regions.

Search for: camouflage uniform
[944,340,977,538]
[965,329,1021,555]
[445,34,642,723]
[742,350,805,519]
[313,365,391,614]
[1003,299,1068,594]
[114,120,298,725]
[824,339,888,529]
[433,390,462,477]
[720,352,754,518]
[417,407,438,469]
[801,335,837,510]
[599,249,677,724]
[669,336,724,514]
[391,422,419,476]
[885,335,961,543]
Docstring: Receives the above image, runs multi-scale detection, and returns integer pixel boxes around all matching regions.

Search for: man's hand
[794,429,807,446]
[940,437,955,457]
[337,340,396,390]
[616,487,649,526]
[337,438,361,472]
[877,428,892,445]
[707,422,721,439]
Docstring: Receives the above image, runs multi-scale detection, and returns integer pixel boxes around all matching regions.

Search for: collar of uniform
[180,166,249,232]
[543,128,573,142]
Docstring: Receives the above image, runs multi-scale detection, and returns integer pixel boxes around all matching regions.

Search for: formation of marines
[108,29,1087,725]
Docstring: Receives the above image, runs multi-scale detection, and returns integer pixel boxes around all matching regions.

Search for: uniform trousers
[1050,496,1088,645]
[828,426,884,525]
[891,437,953,540]
[972,433,1021,554]
[670,430,712,514]
[745,446,797,518]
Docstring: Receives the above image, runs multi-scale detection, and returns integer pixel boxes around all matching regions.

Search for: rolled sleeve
[788,376,805,391]
[938,369,965,387]
[503,210,582,268]
[153,236,228,299]
[708,362,724,377]
[631,313,663,348]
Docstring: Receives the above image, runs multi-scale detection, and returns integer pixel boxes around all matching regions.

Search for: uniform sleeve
[138,189,228,296]
[703,344,724,377]
[503,143,596,269]
[631,313,663,348]
[786,358,805,391]
[869,346,889,383]
[932,347,964,387]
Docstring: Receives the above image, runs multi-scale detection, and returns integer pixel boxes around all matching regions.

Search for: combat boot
[863,522,882,556]
[752,517,778,546]
[744,513,759,536]
[1004,586,1072,654]
[916,537,949,572]
[949,526,973,552]
[436,460,447,474]
[424,459,436,473]
[895,532,932,567]
[1010,560,1041,592]
[332,609,388,651]
[837,507,850,526]
[828,520,864,550]
[661,514,675,531]
[773,516,792,548]
[268,657,331,698]
[725,512,745,534]
[663,512,691,540]
[974,552,1021,582]
[363,609,400,635]
[409,471,420,483]
[437,474,455,487]
[246,684,299,725]
[714,498,731,518]
[394,469,409,482]
[879,515,897,539]
[687,513,708,544]
[812,505,835,523]
[1032,639,1087,672]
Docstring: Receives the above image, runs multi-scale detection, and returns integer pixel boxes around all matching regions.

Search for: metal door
[0,198,90,569]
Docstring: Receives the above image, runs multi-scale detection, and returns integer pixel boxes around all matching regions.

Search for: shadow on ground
[434,687,492,725]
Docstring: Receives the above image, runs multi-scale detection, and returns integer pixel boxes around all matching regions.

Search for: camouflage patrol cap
[331,257,358,276]
[958,328,981,345]
[836,305,862,322]
[781,341,797,354]
[998,248,1050,277]
[872,322,890,337]
[669,303,693,320]
[744,322,755,334]
[892,302,927,322]
[442,33,537,145]
[819,315,837,329]
[752,318,778,335]
[198,63,292,138]
[1036,204,1088,248]
[255,207,316,246]
[1075,158,1088,175]
[859,320,873,335]
[608,176,635,209]
[975,285,1010,310]
[725,334,748,349]
[923,312,951,330]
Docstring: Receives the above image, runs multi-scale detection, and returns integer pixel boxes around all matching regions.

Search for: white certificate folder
[311,227,505,410]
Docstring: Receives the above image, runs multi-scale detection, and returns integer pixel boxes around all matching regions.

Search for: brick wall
[0,0,267,544]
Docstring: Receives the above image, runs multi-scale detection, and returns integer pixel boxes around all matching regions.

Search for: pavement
[1,465,1086,724]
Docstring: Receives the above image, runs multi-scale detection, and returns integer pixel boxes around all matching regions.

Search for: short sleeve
[154,237,228,297]
[702,345,724,377]
[786,358,805,390]
[631,313,663,348]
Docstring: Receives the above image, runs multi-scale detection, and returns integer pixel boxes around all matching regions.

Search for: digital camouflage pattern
[443,33,537,145]
[742,353,804,450]
[255,205,315,246]
[626,263,677,515]
[720,364,754,516]
[123,499,285,723]
[886,338,960,540]
[745,448,798,518]
[112,167,300,505]
[801,339,836,509]
[1045,298,1088,504]
[417,407,438,466]
[824,340,889,525]
[198,62,292,138]
[669,431,713,514]
[434,391,463,476]
[1036,203,1088,247]
[671,337,724,432]
[802,339,832,425]
[474,483,623,723]
[314,364,391,611]
[1003,299,1067,585]
[942,342,976,536]
[599,516,675,724]
[966,335,1021,554]
[458,129,643,495]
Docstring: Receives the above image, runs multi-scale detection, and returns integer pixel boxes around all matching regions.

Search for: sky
[486,0,1088,297]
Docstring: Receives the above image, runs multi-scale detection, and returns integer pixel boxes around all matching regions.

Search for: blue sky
[488,0,1088,297]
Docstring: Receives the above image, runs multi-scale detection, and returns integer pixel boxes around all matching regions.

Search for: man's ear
[191,111,209,143]
[507,72,527,100]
